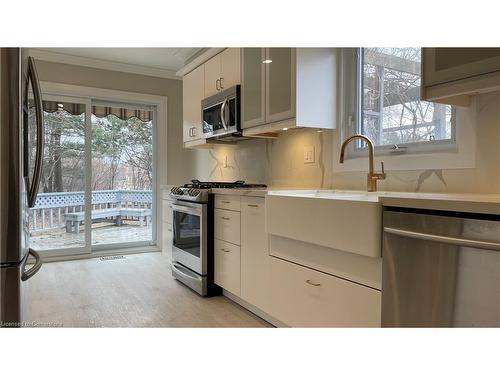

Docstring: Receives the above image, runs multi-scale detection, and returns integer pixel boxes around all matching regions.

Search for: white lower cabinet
[240,197,270,312]
[214,239,241,296]
[268,257,381,327]
[214,208,240,245]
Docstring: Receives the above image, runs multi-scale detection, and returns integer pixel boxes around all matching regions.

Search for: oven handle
[220,98,228,131]
[171,203,202,216]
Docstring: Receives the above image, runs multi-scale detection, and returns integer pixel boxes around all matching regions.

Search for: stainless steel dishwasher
[382,208,500,327]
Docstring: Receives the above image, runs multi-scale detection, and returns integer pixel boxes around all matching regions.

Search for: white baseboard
[222,290,287,328]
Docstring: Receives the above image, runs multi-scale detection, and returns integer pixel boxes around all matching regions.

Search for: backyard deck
[30,190,153,251]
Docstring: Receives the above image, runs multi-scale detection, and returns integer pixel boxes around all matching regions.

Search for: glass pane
[243,48,263,123]
[91,112,154,247]
[172,211,200,258]
[29,100,86,251]
[361,48,453,147]
[268,48,292,117]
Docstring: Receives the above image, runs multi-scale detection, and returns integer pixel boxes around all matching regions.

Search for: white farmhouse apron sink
[266,190,383,258]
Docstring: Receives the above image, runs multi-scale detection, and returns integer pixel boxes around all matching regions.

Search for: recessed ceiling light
[57,103,64,108]
[262,59,273,64]
[282,127,288,131]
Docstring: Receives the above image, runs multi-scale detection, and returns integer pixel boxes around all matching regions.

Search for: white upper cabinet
[182,64,204,144]
[241,48,266,128]
[204,53,222,97]
[220,48,241,90]
[422,48,500,106]
[241,48,338,136]
[266,48,295,123]
[204,48,241,97]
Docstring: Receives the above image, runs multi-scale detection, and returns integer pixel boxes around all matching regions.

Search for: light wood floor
[26,251,272,328]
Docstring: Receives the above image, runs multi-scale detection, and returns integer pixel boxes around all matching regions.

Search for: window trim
[336,48,476,172]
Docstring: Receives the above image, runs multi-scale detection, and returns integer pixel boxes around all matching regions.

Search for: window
[353,48,455,152]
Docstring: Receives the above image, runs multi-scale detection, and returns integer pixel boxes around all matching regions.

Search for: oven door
[202,87,239,139]
[171,201,207,275]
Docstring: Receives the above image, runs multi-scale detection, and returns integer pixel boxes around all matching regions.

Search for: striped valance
[42,100,153,122]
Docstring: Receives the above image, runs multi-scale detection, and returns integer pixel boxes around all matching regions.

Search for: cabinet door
[183,65,204,142]
[269,257,381,327]
[423,48,500,87]
[214,239,241,296]
[241,48,266,128]
[241,197,270,312]
[265,48,295,123]
[204,53,222,97]
[220,48,241,90]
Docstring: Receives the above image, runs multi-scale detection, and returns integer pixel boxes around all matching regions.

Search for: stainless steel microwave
[201,85,241,140]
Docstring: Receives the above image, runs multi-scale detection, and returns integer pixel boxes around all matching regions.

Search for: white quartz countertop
[266,189,500,215]
[379,192,500,215]
[176,186,500,214]
[210,187,268,197]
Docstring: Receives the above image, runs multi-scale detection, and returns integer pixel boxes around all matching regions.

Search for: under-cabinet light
[262,59,273,64]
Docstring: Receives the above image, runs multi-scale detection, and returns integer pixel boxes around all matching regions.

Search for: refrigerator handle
[21,248,43,281]
[27,56,44,208]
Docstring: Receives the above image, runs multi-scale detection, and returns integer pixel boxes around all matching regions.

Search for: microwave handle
[220,98,228,130]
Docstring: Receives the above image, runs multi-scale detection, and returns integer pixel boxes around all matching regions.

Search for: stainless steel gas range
[169,180,266,296]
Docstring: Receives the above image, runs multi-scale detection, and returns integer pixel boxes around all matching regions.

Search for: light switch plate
[304,146,315,164]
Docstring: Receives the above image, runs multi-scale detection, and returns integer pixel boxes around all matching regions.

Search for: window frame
[345,48,458,159]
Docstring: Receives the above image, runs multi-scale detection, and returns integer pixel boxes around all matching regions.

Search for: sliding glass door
[90,102,156,250]
[29,94,92,257]
[29,94,157,257]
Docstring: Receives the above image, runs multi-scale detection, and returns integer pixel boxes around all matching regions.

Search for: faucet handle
[380,161,385,174]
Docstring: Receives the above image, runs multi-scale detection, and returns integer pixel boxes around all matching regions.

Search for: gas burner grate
[184,180,267,189]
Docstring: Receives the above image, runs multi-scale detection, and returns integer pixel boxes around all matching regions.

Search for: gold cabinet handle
[221,201,231,204]
[306,279,321,287]
[221,217,230,220]
[247,204,259,207]
[220,248,231,252]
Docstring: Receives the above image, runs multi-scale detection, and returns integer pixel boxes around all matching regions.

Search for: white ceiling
[36,47,202,74]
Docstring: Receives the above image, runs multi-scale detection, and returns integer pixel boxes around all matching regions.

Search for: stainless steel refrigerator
[1,48,44,326]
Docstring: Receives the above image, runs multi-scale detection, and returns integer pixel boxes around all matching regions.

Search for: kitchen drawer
[214,208,240,245]
[269,257,381,327]
[214,239,241,296]
[215,195,241,211]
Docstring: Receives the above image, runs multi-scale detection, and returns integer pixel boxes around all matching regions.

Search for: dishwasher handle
[384,227,500,252]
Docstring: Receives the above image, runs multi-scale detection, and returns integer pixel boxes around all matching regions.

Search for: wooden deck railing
[30,190,152,232]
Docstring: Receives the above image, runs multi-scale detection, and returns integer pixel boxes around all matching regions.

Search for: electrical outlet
[304,146,315,164]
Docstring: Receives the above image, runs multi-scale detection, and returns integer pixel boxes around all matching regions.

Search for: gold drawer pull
[222,201,231,204]
[247,204,259,207]
[220,248,231,253]
[221,217,230,220]
[306,279,321,287]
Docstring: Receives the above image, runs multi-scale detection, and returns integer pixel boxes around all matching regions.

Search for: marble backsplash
[189,128,333,188]
[186,93,500,194]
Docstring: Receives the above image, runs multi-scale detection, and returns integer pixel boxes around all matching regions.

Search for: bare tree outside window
[360,48,453,147]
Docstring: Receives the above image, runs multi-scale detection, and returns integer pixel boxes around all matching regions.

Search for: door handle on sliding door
[27,57,44,208]
[21,248,43,281]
